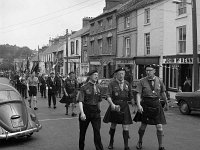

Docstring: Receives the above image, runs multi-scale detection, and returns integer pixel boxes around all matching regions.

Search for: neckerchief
[89,80,97,93]
[116,78,124,90]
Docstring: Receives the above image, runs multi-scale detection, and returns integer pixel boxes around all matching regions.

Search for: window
[90,41,94,54]
[169,65,178,89]
[107,37,112,52]
[125,15,130,28]
[178,0,187,15]
[83,36,87,46]
[125,37,131,56]
[98,20,103,27]
[83,50,88,62]
[178,26,186,53]
[145,33,150,55]
[107,17,112,29]
[98,39,103,54]
[76,40,79,54]
[71,41,74,54]
[144,8,150,24]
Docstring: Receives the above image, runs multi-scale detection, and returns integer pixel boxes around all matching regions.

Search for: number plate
[11,118,24,128]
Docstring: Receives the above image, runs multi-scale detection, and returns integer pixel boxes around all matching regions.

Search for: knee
[111,123,117,129]
[156,124,163,131]
[140,123,147,130]
[122,125,129,131]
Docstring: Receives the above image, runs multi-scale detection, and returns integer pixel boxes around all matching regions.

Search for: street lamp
[173,0,199,91]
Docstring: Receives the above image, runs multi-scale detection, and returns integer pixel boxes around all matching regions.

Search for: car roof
[0,77,10,85]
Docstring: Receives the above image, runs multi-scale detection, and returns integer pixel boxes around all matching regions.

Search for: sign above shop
[163,57,194,64]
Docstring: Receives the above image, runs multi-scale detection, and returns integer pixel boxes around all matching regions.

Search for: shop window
[177,26,186,53]
[169,65,178,89]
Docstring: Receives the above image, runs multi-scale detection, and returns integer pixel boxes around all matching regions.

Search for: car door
[192,91,200,109]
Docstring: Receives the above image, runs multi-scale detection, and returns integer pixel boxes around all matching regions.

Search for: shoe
[108,145,113,149]
[54,106,56,109]
[48,106,51,108]
[29,105,31,108]
[136,141,142,149]
[159,147,166,150]
[124,147,130,150]
[71,113,77,117]
[34,107,38,110]
[65,113,68,115]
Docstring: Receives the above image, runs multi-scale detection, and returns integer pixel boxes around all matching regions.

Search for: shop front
[135,56,160,79]
[163,55,200,93]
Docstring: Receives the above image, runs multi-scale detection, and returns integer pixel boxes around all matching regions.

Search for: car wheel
[179,101,191,115]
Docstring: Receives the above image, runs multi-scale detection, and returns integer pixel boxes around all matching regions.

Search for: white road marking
[39,117,78,122]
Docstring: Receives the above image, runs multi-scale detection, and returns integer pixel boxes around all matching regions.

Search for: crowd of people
[7,65,169,150]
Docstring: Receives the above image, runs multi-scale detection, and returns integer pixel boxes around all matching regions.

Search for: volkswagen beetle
[0,78,42,140]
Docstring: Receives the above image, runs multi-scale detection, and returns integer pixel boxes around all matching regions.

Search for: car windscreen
[0,90,22,102]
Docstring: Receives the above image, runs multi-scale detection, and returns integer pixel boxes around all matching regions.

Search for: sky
[0,0,105,50]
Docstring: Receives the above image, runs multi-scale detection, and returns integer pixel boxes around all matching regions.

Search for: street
[0,96,200,150]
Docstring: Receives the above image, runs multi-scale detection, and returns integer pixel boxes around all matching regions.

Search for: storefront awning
[135,56,159,65]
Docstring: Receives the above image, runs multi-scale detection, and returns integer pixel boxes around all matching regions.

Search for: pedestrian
[77,70,104,150]
[27,71,39,110]
[63,72,78,116]
[133,64,169,150]
[46,72,59,109]
[183,76,192,92]
[56,73,62,98]
[40,73,47,98]
[103,67,134,150]
[20,73,27,99]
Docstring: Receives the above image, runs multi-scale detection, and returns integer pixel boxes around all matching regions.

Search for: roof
[90,3,124,22]
[70,25,90,39]
[42,42,65,55]
[117,0,165,15]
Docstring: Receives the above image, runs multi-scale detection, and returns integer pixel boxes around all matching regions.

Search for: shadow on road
[0,136,36,148]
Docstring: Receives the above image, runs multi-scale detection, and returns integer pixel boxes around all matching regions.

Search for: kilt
[133,97,166,125]
[59,94,76,105]
[103,100,133,125]
[28,86,37,97]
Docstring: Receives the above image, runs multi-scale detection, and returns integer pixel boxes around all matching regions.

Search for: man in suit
[40,73,47,98]
[47,72,58,109]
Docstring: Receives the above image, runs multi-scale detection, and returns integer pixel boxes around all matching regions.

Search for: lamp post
[173,0,199,91]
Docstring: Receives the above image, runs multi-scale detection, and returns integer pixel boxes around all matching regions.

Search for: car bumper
[0,124,42,140]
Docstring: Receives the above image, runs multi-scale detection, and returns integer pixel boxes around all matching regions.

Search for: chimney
[49,37,53,46]
[82,17,93,27]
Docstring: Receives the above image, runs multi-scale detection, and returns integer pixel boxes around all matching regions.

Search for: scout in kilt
[63,72,78,116]
[103,68,134,150]
[133,64,169,150]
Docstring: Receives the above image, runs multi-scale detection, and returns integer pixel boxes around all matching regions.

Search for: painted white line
[39,117,78,122]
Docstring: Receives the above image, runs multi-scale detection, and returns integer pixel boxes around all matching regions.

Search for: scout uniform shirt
[78,81,102,106]
[136,76,166,99]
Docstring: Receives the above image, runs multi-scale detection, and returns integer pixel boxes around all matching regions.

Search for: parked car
[98,79,111,98]
[175,90,200,115]
[0,81,42,140]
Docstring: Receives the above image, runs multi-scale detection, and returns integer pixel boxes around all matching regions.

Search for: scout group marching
[12,64,169,150]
